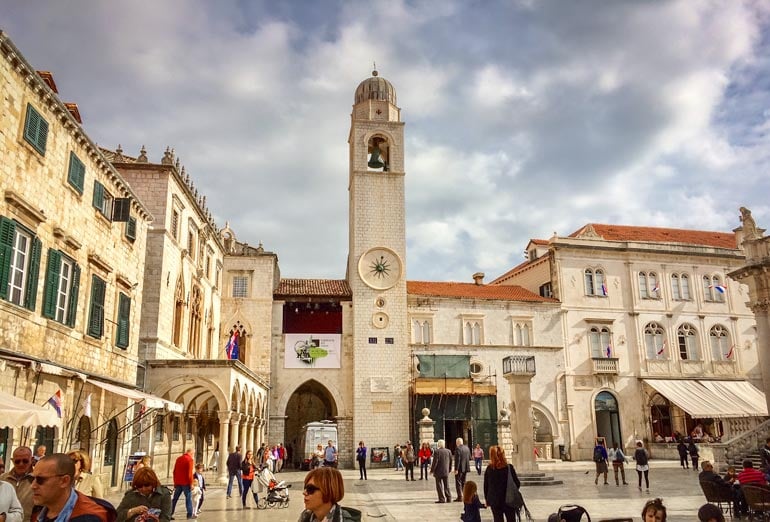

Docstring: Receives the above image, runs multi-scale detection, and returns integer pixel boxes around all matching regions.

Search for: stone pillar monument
[729,207,770,414]
[418,408,435,444]
[502,355,537,471]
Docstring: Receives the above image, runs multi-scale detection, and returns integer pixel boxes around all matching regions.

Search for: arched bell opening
[367,135,390,172]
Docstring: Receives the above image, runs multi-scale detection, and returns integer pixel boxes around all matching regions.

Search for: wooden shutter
[125,216,137,242]
[87,275,106,338]
[112,198,131,222]
[23,104,48,155]
[24,236,41,311]
[68,152,85,194]
[42,249,62,319]
[92,181,104,210]
[66,264,80,328]
[116,293,131,348]
[0,216,15,300]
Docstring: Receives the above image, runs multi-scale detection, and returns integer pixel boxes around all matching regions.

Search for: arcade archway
[284,380,338,468]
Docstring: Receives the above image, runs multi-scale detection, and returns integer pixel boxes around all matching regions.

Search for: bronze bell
[368,146,385,169]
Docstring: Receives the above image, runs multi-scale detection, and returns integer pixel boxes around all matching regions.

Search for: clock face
[358,247,403,290]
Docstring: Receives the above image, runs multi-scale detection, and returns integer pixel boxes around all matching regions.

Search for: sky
[4,1,770,282]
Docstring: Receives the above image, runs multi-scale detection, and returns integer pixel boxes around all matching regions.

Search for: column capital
[218,411,233,423]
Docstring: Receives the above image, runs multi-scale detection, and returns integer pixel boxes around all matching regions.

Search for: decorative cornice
[87,252,113,274]
[4,190,47,225]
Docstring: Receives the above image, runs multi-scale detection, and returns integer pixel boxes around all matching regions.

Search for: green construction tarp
[417,355,470,378]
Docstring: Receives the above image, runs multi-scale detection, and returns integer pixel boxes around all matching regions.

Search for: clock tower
[348,69,409,445]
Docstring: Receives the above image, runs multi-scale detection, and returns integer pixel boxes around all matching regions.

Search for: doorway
[284,380,338,468]
[594,391,621,445]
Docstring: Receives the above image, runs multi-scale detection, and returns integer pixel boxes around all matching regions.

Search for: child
[461,480,486,522]
[641,498,667,522]
[191,478,202,517]
[193,463,206,514]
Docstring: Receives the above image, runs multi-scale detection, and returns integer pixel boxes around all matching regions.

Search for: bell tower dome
[347,68,408,448]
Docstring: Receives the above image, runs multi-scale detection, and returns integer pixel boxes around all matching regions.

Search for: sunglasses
[303,484,321,495]
[13,458,30,465]
[32,474,66,485]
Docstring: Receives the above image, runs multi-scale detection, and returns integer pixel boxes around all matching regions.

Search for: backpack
[592,446,604,463]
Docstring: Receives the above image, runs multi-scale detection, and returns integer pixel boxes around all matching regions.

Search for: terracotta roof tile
[489,254,549,285]
[407,281,556,302]
[571,223,736,249]
[530,239,549,245]
[275,279,351,298]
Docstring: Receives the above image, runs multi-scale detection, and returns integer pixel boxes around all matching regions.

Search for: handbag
[505,465,524,508]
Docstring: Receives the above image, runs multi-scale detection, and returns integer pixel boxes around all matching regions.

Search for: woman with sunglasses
[116,467,171,522]
[298,467,361,522]
[68,450,104,499]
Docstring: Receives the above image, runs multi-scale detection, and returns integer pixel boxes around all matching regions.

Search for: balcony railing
[502,355,536,376]
[591,357,619,374]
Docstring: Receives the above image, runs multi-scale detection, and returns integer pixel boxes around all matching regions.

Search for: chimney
[472,272,485,285]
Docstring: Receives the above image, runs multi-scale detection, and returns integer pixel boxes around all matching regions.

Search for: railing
[591,357,618,374]
[502,355,536,376]
[712,418,770,466]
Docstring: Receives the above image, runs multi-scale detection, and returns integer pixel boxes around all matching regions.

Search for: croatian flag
[710,285,727,294]
[225,329,240,360]
[725,345,735,359]
[657,340,666,356]
[605,345,612,358]
[48,390,63,418]
[652,282,660,294]
[601,280,608,296]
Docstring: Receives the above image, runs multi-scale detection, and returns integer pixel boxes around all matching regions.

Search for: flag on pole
[135,403,147,421]
[48,390,62,418]
[657,340,666,356]
[225,329,240,360]
[601,280,608,296]
[710,284,727,294]
[652,281,660,294]
[83,393,92,418]
[606,345,612,358]
[725,345,735,359]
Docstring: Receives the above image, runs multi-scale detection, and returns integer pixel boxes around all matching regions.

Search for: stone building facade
[492,223,762,460]
[0,31,160,488]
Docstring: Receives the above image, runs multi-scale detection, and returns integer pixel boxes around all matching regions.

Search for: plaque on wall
[372,401,392,413]
[370,377,394,393]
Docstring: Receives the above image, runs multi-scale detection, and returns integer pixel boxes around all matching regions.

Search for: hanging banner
[284,334,341,369]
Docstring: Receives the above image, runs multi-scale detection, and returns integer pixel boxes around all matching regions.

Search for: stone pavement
[102,460,712,521]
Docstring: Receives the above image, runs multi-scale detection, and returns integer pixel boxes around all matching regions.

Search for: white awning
[0,390,62,429]
[698,380,768,417]
[88,379,183,413]
[643,379,751,419]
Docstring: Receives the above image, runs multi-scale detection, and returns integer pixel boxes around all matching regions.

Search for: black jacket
[483,464,520,510]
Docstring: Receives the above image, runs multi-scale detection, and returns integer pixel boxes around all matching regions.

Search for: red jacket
[173,452,194,486]
[738,467,767,485]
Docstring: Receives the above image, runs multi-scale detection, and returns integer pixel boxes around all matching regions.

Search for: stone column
[217,412,231,484]
[418,408,435,445]
[246,417,255,453]
[504,373,537,472]
[239,416,248,453]
[230,416,240,451]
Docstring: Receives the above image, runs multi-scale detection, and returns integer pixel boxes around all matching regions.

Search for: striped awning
[643,379,767,418]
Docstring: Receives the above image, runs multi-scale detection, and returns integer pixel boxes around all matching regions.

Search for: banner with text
[284,334,342,369]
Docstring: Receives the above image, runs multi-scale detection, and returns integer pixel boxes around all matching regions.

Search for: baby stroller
[256,463,291,508]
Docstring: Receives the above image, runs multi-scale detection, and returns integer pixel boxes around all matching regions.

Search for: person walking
[472,444,484,475]
[356,441,367,480]
[193,463,206,514]
[276,443,285,473]
[226,445,243,499]
[454,437,471,501]
[429,439,453,503]
[170,448,195,520]
[634,440,650,492]
[677,439,689,469]
[403,442,416,481]
[239,451,259,509]
[418,442,432,480]
[688,439,700,471]
[593,438,609,485]
[324,440,338,468]
[483,445,521,522]
[393,444,403,471]
[610,441,628,486]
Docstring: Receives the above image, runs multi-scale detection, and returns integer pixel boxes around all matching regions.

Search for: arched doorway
[104,418,118,486]
[77,416,91,453]
[594,391,621,445]
[284,380,338,469]
[649,393,672,439]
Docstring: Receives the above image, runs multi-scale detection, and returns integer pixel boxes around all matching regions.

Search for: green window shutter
[116,293,131,348]
[24,236,41,311]
[92,181,104,210]
[67,152,85,194]
[125,216,137,242]
[0,216,15,300]
[42,249,62,319]
[66,264,80,328]
[87,275,106,338]
[23,104,48,155]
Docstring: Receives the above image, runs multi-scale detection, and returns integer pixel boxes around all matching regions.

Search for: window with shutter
[0,217,16,301]
[24,104,49,155]
[116,293,131,348]
[67,152,85,194]
[42,249,78,325]
[0,217,40,310]
[87,275,106,338]
[125,217,137,243]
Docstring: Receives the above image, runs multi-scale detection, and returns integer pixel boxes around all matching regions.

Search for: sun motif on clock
[358,247,402,290]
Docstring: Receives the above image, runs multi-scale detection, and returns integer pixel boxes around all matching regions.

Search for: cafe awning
[0,389,62,429]
[643,379,765,419]
[88,379,183,413]
[698,380,767,416]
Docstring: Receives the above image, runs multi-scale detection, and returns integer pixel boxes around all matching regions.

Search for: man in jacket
[0,480,23,522]
[430,439,453,503]
[171,449,195,520]
[1,446,34,521]
[699,461,742,516]
[226,446,243,499]
[30,454,116,522]
[453,437,471,501]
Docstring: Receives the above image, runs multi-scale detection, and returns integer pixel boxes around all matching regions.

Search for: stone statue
[740,207,762,240]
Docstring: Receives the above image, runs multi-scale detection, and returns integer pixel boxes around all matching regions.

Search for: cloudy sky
[4,1,770,282]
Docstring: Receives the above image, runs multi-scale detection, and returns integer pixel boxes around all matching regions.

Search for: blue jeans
[171,485,193,518]
[475,457,483,475]
[241,479,259,506]
[227,471,243,497]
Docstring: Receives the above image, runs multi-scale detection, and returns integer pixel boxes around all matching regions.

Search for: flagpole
[64,380,86,451]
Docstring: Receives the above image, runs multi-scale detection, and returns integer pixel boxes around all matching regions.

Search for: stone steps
[519,472,563,486]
